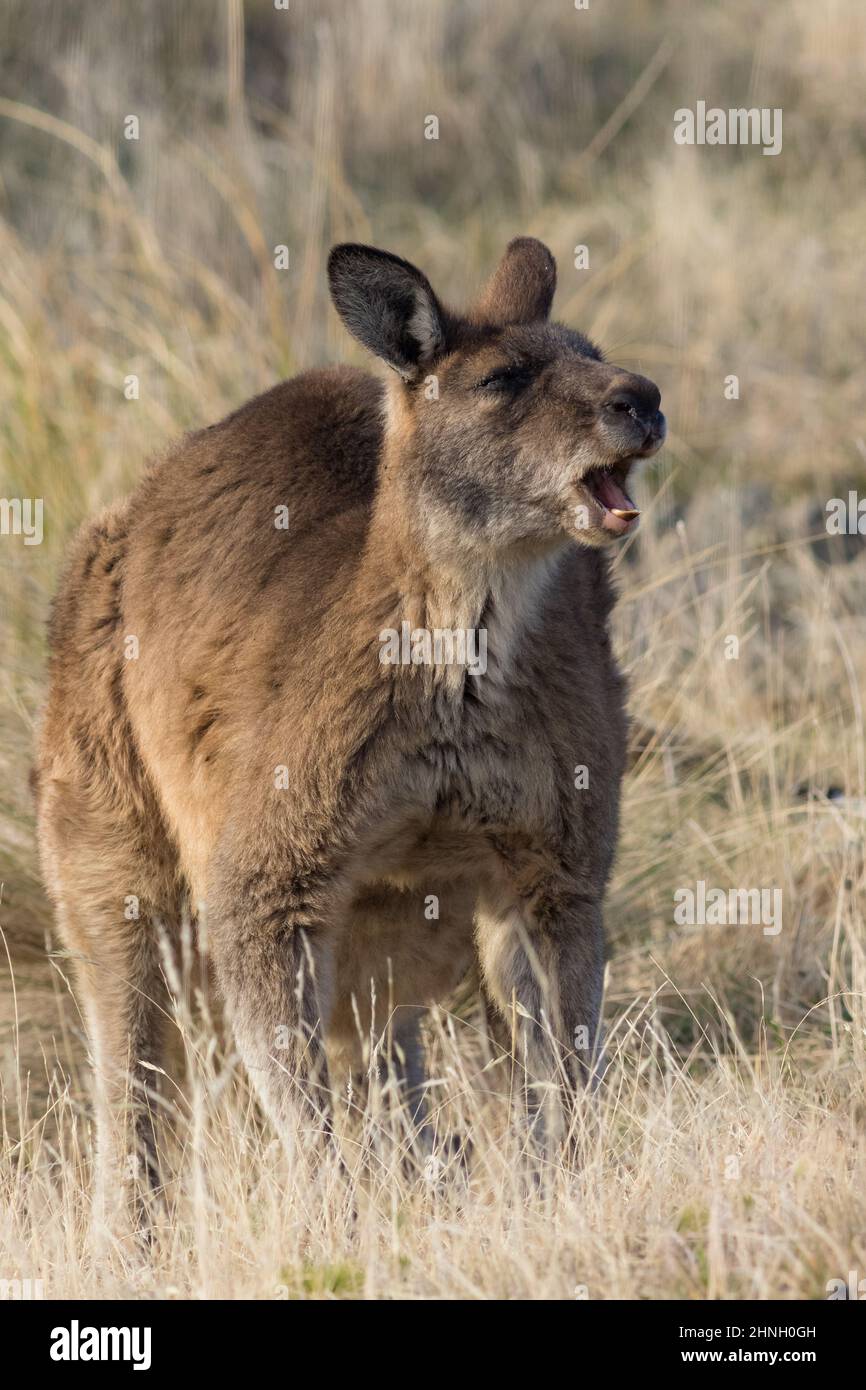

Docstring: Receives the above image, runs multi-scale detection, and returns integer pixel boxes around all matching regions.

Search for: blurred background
[2,0,865,1094]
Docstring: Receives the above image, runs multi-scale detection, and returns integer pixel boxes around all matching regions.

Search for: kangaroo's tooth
[610,508,640,519]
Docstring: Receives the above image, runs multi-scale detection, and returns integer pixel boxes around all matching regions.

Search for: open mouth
[580,463,640,535]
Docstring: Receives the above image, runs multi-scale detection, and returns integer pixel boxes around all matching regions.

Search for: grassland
[1,0,865,1298]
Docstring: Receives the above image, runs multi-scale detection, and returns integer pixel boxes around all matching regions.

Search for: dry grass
[2,0,866,1298]
[2,947,865,1300]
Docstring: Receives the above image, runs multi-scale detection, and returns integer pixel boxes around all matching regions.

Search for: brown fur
[35,238,665,1199]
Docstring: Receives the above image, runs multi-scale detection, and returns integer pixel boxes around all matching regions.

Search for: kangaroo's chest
[358,551,622,883]
[367,686,565,897]
[402,668,565,834]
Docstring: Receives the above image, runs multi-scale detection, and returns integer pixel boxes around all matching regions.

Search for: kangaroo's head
[328,238,665,553]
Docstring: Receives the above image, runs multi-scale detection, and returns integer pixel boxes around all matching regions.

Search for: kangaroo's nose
[602,374,662,426]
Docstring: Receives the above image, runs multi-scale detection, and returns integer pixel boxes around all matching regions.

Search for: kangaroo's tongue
[595,472,632,510]
[593,471,640,532]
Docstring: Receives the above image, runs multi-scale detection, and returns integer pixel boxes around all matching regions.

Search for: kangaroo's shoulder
[113,366,384,617]
[180,364,384,514]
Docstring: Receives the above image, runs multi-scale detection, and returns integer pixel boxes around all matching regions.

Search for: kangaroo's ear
[328,244,447,379]
[472,237,556,326]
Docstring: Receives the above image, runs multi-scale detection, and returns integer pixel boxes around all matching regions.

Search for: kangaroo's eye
[475,365,533,394]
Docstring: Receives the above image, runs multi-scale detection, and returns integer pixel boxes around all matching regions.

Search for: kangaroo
[35,238,665,1204]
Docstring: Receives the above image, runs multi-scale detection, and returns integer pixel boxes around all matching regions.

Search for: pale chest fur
[390,548,570,837]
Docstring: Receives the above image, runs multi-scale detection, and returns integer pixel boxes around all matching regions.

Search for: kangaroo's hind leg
[37,770,182,1235]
